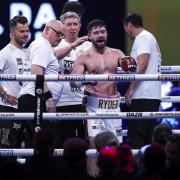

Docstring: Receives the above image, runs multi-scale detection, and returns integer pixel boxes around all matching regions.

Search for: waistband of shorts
[84,91,120,109]
[84,91,120,98]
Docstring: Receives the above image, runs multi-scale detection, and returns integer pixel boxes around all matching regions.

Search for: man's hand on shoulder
[71,36,89,49]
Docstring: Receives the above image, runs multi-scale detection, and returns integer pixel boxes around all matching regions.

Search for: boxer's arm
[70,56,85,88]
[70,54,97,87]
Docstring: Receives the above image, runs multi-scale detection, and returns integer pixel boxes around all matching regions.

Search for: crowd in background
[0,124,180,180]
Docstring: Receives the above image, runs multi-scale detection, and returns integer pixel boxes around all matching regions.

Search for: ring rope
[44,112,180,120]
[1,111,180,120]
[1,65,180,81]
[0,148,109,157]
[1,74,180,81]
[119,96,180,103]
[0,131,179,158]
[0,148,160,157]
[0,67,179,158]
[1,129,180,157]
[117,65,180,73]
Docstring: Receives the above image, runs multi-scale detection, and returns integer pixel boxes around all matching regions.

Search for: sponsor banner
[108,74,135,81]
[0,113,14,117]
[0,74,16,80]
[58,75,85,81]
[150,112,180,118]
[161,66,171,71]
[55,112,120,119]
[126,112,143,118]
[158,74,180,81]
[95,112,120,117]
[53,112,180,120]
[0,150,13,156]
[56,112,89,119]
[158,65,172,73]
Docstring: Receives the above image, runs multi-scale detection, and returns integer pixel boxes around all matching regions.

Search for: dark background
[0,0,126,52]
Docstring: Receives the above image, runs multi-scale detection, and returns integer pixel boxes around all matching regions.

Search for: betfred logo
[0,74,16,80]
[0,150,13,156]
[108,75,135,81]
[158,75,180,80]
[58,75,85,81]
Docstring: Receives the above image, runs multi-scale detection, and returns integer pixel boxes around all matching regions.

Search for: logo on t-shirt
[16,58,23,74]
[64,60,74,74]
[16,58,23,65]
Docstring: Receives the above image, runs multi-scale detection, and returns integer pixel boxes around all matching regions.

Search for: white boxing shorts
[84,91,122,142]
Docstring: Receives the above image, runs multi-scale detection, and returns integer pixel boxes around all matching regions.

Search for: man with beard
[123,13,162,149]
[71,19,137,146]
[0,15,29,148]
[70,19,136,176]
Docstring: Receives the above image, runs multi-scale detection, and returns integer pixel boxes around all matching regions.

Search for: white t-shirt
[0,43,27,108]
[19,36,63,104]
[55,39,91,106]
[131,30,162,100]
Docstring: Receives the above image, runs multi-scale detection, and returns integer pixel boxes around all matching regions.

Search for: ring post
[35,75,44,132]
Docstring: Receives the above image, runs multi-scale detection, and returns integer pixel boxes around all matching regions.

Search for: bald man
[18,20,66,147]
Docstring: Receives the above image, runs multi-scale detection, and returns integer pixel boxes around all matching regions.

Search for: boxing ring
[1,65,180,157]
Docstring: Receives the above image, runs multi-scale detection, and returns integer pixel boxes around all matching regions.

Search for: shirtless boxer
[70,19,136,177]
[71,19,136,144]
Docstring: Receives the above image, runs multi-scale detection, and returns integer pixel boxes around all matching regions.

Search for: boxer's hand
[121,56,137,73]
[83,69,98,86]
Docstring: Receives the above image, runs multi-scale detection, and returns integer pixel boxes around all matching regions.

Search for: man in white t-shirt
[123,13,162,149]
[18,20,66,147]
[0,15,29,147]
[54,12,91,147]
